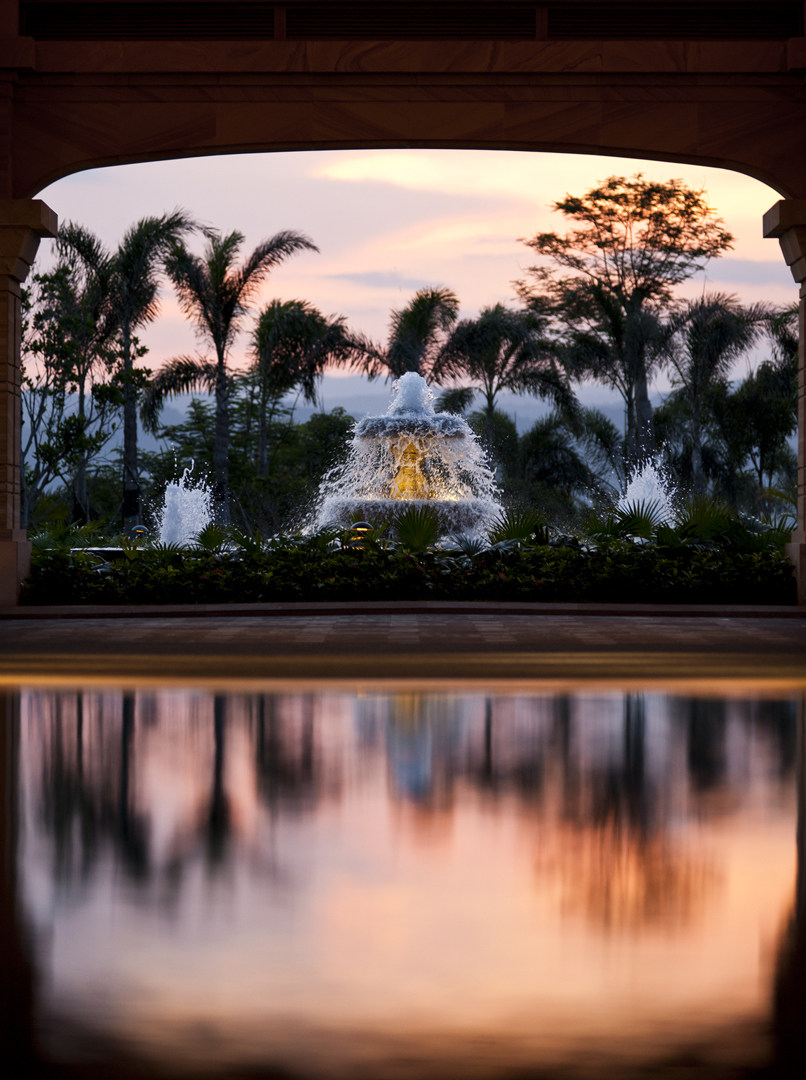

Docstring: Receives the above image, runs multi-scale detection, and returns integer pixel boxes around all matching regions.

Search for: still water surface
[9,688,806,1078]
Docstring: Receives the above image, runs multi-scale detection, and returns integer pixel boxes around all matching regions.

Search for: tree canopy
[516,174,734,468]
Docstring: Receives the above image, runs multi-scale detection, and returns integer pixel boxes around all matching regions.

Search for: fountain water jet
[316,372,502,536]
[618,461,676,523]
[157,463,212,546]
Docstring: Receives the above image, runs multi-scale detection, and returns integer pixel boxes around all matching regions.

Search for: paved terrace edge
[1,601,804,620]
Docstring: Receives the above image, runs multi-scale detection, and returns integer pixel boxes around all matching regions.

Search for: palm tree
[112,210,195,532]
[432,303,576,449]
[362,286,459,378]
[143,227,318,523]
[49,223,119,522]
[249,298,372,478]
[545,285,671,470]
[515,407,623,514]
[665,293,762,493]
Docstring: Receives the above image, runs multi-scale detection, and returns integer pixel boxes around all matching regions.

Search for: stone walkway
[2,603,805,688]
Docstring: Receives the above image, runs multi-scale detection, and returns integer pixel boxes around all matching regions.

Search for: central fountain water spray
[316,372,502,535]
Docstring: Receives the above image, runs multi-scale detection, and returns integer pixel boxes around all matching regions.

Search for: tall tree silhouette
[250,298,371,478]
[111,211,195,531]
[516,174,733,468]
[143,228,318,522]
[665,293,762,493]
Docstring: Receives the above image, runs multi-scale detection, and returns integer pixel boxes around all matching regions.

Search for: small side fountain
[618,461,676,523]
[316,372,502,536]
[157,463,212,546]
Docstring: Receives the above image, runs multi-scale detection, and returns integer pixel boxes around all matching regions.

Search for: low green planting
[21,500,797,606]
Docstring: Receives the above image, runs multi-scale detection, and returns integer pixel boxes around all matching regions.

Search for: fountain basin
[314,372,502,537]
[318,496,496,535]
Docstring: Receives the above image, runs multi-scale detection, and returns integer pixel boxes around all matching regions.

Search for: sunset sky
[35,148,798,413]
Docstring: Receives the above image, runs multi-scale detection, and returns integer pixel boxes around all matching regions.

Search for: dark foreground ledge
[3,602,806,685]
[1,600,804,619]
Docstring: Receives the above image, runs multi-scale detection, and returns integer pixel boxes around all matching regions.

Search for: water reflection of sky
[16,689,802,1078]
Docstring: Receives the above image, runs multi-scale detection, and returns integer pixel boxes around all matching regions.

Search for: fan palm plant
[487,507,548,545]
[142,227,318,523]
[394,505,442,552]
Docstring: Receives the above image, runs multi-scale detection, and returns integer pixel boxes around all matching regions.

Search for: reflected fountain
[316,372,501,536]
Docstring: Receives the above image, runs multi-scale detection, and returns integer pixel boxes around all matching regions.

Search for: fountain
[316,372,502,536]
[157,462,212,546]
[617,460,676,523]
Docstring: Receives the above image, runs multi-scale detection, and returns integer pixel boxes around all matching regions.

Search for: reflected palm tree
[752,698,798,780]
[40,691,100,884]
[36,691,151,889]
[678,697,727,793]
[469,697,550,800]
[118,694,149,881]
[770,695,806,1075]
[482,698,494,786]
[623,693,649,829]
[535,695,714,933]
[551,694,579,819]
[254,694,318,815]
[205,695,231,869]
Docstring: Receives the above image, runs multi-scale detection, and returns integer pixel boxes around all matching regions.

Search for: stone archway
[3,0,806,602]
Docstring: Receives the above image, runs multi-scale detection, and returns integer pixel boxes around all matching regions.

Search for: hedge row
[21,541,796,606]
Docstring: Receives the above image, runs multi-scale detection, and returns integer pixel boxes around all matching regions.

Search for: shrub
[20,526,796,606]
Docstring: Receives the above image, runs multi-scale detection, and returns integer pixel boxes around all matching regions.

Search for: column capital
[764,200,806,284]
[0,199,58,282]
[763,199,806,237]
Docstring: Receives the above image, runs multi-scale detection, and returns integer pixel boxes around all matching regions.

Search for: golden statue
[390,440,431,500]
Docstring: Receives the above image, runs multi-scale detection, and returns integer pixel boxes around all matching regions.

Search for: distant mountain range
[294,374,628,433]
[94,374,629,456]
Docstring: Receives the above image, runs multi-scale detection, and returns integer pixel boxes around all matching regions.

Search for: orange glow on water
[17,688,800,1077]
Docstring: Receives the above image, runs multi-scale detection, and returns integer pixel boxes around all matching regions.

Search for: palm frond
[394,505,442,551]
[234,230,319,306]
[386,286,460,377]
[195,523,230,552]
[229,529,267,556]
[673,494,736,542]
[140,354,217,431]
[446,533,489,557]
[614,499,667,539]
[57,222,112,278]
[487,507,548,545]
[113,209,196,328]
[434,387,475,414]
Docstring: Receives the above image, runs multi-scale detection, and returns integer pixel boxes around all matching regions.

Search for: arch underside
[14,73,806,198]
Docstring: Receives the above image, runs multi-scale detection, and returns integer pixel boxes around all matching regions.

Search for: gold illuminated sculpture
[390,440,432,500]
[315,372,501,536]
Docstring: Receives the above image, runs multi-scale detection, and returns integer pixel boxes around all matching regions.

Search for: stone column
[0,199,57,606]
[763,200,806,606]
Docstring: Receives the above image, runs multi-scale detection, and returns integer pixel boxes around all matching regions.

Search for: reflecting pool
[3,687,806,1078]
